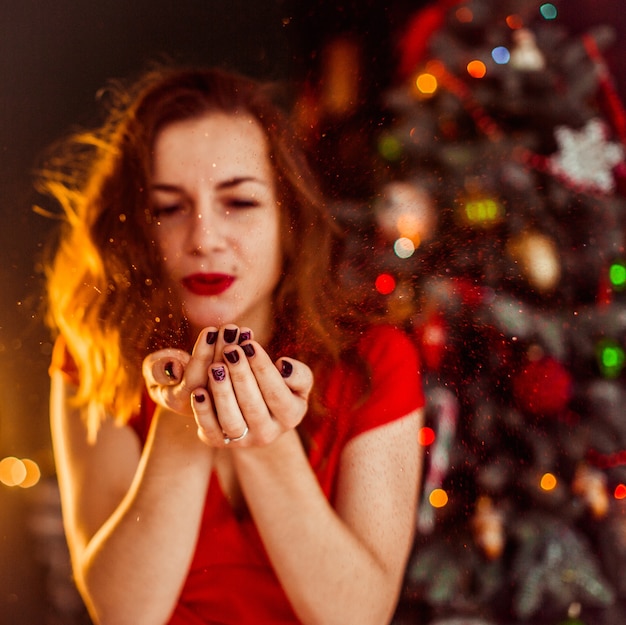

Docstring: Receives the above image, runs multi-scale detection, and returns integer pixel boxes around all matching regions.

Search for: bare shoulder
[50,370,142,558]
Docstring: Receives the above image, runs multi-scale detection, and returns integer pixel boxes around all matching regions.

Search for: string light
[539,3,558,20]
[506,14,524,30]
[429,488,449,508]
[419,426,436,447]
[615,484,626,499]
[375,273,396,295]
[415,72,438,95]
[394,237,416,259]
[467,60,487,79]
[491,46,511,65]
[609,260,626,290]
[596,339,626,378]
[540,472,558,491]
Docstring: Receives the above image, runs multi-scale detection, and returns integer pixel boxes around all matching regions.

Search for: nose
[186,200,227,255]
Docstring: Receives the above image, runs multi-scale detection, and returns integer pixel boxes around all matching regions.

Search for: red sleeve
[347,324,425,441]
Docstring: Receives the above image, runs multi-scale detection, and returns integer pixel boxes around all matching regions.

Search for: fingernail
[281,360,293,378]
[242,343,255,358]
[224,328,238,343]
[193,392,206,403]
[224,350,240,364]
[206,330,218,345]
[238,331,251,344]
[164,361,177,380]
[212,366,226,382]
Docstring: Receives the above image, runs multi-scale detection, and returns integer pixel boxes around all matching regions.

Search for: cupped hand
[141,326,225,417]
[191,327,313,448]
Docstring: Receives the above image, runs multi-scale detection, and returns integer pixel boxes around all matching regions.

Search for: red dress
[53,324,424,624]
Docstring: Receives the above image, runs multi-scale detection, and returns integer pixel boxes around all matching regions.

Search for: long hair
[41,66,364,436]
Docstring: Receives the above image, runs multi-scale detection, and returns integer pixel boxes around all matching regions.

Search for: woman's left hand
[191,327,313,448]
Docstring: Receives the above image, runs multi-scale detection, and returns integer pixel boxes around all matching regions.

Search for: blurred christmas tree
[320,1,626,624]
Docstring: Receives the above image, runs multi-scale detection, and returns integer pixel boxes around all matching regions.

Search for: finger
[243,343,310,429]
[214,324,240,361]
[222,344,274,439]
[207,361,249,442]
[190,387,224,446]
[277,357,314,402]
[142,348,191,388]
[179,326,218,390]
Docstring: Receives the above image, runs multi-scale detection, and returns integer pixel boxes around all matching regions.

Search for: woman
[43,66,425,625]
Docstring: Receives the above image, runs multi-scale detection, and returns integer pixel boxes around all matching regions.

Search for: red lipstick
[182,273,235,296]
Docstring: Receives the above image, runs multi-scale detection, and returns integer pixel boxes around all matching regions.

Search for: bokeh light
[455,6,473,23]
[418,426,436,447]
[378,134,403,161]
[375,273,396,295]
[0,456,41,488]
[415,72,438,95]
[492,46,511,65]
[540,472,557,491]
[506,14,524,29]
[597,339,626,378]
[615,484,626,500]
[464,197,503,225]
[609,260,626,290]
[539,3,558,20]
[467,60,487,79]
[429,488,449,508]
[394,237,416,259]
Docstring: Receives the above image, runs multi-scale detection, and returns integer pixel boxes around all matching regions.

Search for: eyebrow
[150,176,267,192]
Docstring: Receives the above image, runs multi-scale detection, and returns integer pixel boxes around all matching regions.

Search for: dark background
[1,1,624,623]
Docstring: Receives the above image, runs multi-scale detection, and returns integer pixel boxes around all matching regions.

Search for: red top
[52,324,424,624]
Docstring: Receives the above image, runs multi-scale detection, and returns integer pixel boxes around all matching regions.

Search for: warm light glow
[375,273,396,295]
[418,426,436,446]
[506,14,524,29]
[467,60,487,79]
[415,72,438,95]
[615,484,626,500]
[429,488,449,508]
[540,472,557,491]
[0,456,41,488]
[19,459,42,488]
[0,457,26,487]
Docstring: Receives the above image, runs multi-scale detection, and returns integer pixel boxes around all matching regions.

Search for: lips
[182,273,235,296]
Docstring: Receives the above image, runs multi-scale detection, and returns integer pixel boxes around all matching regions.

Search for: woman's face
[149,112,282,343]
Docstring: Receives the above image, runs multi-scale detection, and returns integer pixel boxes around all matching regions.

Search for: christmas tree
[322,1,626,624]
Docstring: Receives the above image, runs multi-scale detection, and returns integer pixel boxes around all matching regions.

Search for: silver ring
[223,425,249,445]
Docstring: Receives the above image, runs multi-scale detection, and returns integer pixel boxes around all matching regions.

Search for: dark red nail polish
[206,331,218,345]
[281,360,293,378]
[224,328,238,343]
[238,331,251,344]
[225,350,240,364]
[193,393,206,403]
[212,366,226,382]
[242,343,255,358]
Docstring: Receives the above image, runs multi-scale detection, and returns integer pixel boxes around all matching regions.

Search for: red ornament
[512,356,573,416]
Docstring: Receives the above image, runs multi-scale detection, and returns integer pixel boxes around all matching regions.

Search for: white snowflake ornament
[548,118,624,194]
